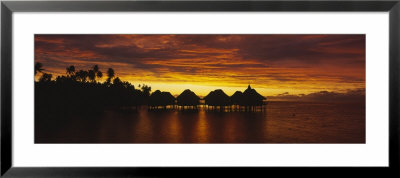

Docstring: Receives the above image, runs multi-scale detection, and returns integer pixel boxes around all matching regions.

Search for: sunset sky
[34,34,365,97]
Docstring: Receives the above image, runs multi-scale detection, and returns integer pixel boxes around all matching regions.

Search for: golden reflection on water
[37,102,365,143]
[223,113,237,143]
[163,111,182,143]
[194,110,210,143]
[134,108,154,142]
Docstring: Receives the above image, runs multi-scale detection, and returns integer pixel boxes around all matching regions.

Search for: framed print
[1,0,399,177]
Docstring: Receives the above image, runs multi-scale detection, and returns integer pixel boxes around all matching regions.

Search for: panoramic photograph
[34,34,365,143]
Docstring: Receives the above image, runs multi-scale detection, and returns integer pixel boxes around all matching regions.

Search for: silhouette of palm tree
[113,77,122,85]
[76,70,88,82]
[35,62,44,76]
[66,65,75,76]
[39,73,52,82]
[88,70,96,82]
[97,71,103,80]
[93,65,99,73]
[107,68,115,84]
[141,84,152,98]
[92,65,102,82]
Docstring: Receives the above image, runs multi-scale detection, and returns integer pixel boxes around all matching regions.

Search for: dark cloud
[35,34,365,65]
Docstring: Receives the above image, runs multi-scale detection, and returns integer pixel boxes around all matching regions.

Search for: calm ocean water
[35,101,365,143]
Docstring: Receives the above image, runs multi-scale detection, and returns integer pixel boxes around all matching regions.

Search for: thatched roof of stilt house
[204,89,231,106]
[230,91,243,105]
[177,89,200,106]
[149,90,175,106]
[149,90,162,106]
[241,85,266,106]
[161,92,175,105]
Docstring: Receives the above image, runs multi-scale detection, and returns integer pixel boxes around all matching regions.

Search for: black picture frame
[1,0,399,177]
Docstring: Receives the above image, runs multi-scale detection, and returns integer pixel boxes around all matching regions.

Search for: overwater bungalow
[241,85,266,111]
[230,91,243,111]
[204,89,231,111]
[148,90,176,110]
[177,89,200,110]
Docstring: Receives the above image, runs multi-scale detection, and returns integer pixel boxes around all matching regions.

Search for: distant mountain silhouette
[268,89,365,102]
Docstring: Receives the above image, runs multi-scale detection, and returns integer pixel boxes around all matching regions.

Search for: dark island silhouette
[35,63,267,116]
